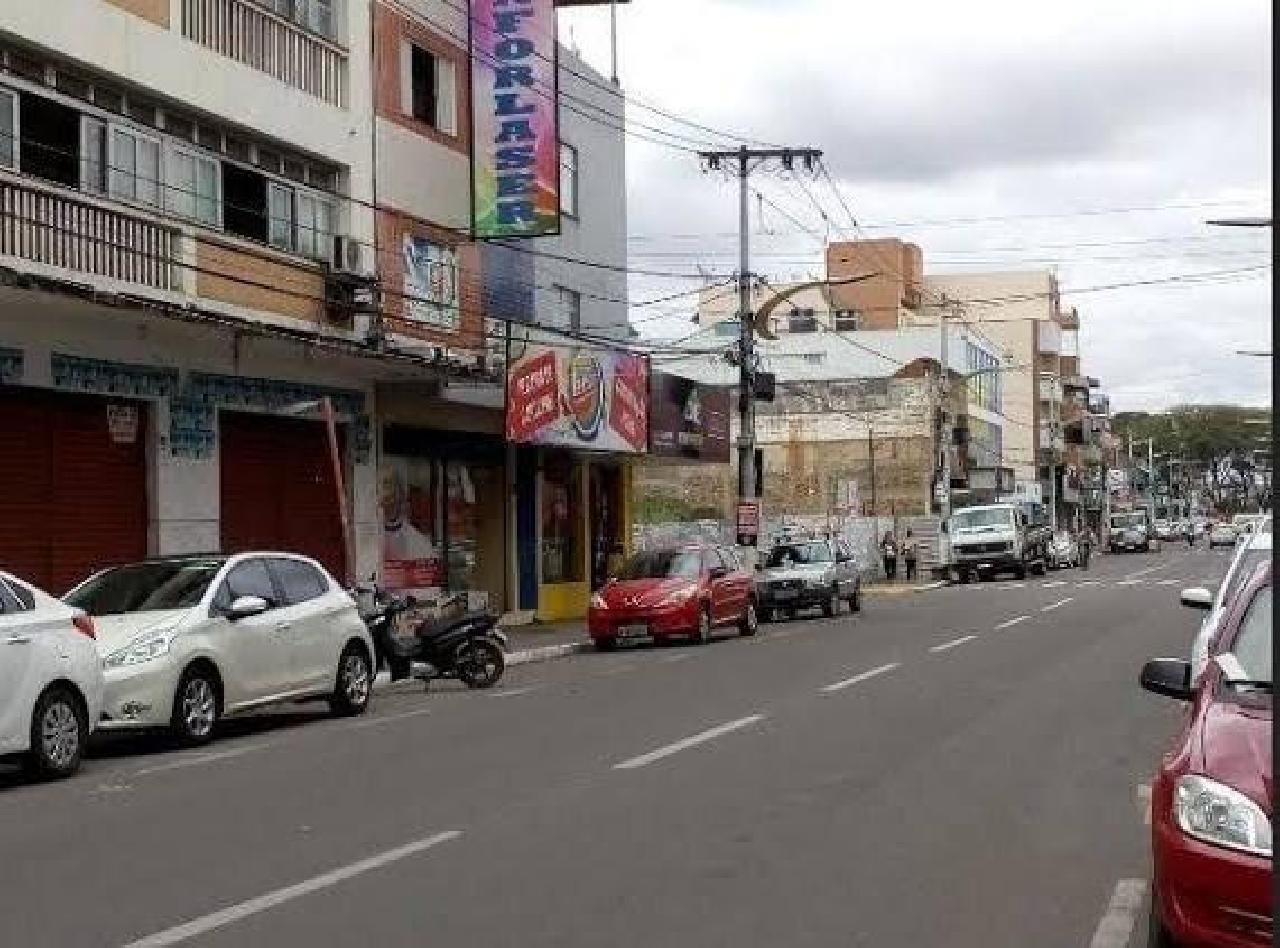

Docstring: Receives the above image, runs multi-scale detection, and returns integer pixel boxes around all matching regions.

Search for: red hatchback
[588,544,757,650]
[1140,560,1273,947]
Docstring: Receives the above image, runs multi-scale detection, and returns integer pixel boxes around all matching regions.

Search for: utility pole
[935,296,959,523]
[698,145,823,546]
[868,425,877,518]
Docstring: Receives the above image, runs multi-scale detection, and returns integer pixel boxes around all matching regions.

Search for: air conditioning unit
[330,235,370,276]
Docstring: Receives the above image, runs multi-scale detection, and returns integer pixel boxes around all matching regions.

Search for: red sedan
[588,544,757,650]
[1140,560,1272,947]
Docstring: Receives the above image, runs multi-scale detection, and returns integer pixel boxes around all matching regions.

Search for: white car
[63,553,375,745]
[0,571,104,779]
[1181,531,1272,684]
[1207,523,1239,548]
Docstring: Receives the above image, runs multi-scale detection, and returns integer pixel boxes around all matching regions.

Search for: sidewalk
[500,620,591,664]
[862,578,948,596]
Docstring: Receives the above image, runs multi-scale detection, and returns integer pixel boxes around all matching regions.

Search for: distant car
[1047,530,1080,569]
[1109,511,1155,553]
[1180,532,1271,685]
[1208,523,1239,549]
[0,570,104,779]
[1154,519,1177,541]
[588,544,757,649]
[63,554,375,745]
[757,537,862,620]
[1140,560,1272,948]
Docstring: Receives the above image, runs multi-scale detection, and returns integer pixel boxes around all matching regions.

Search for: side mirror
[1179,587,1214,611]
[1140,658,1194,701]
[227,595,270,621]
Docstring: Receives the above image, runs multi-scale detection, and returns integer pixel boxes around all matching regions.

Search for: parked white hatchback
[0,570,104,778]
[63,553,375,745]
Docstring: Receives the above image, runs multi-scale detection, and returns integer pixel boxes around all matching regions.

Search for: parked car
[1208,522,1239,549]
[757,537,861,621]
[588,544,756,649]
[0,570,103,779]
[948,502,1051,581]
[1154,519,1177,542]
[1180,532,1271,686]
[1140,560,1272,947]
[1109,510,1155,553]
[1047,530,1080,569]
[62,554,375,745]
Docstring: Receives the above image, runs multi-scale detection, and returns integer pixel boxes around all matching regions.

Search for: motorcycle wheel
[457,640,505,689]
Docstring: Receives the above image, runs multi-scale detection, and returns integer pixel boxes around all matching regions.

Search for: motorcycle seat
[413,611,496,642]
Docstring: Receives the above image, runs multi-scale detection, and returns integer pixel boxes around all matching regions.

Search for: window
[0,87,15,169]
[714,320,740,338]
[296,189,334,260]
[19,92,79,188]
[268,558,328,606]
[65,561,224,615]
[556,285,582,332]
[216,559,278,611]
[167,146,221,226]
[267,181,294,250]
[1229,584,1271,685]
[833,309,860,331]
[788,308,818,333]
[109,125,161,207]
[0,578,27,614]
[223,163,269,243]
[802,353,825,364]
[559,142,579,217]
[404,42,456,134]
[5,576,35,610]
[80,116,105,194]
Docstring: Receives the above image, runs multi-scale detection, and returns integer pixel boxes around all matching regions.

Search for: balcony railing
[1038,374,1062,403]
[182,0,347,107]
[0,174,179,291]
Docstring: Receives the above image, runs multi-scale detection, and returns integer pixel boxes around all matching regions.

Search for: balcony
[0,172,179,291]
[1039,422,1064,458]
[1038,374,1062,404]
[1037,319,1062,354]
[181,0,348,107]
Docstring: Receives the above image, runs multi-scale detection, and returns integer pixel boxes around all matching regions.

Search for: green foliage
[1112,404,1271,465]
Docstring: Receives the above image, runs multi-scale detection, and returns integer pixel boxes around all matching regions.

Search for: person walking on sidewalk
[1078,524,1093,570]
[903,529,919,582]
[881,530,899,581]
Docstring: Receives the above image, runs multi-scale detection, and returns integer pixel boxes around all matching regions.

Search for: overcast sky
[556,0,1272,413]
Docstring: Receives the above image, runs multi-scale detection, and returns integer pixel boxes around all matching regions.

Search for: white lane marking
[661,653,693,663]
[1156,579,1179,586]
[1116,579,1145,586]
[344,708,432,730]
[1123,565,1162,579]
[929,635,977,654]
[1041,597,1074,612]
[613,715,765,771]
[489,686,540,698]
[994,615,1030,630]
[132,743,271,778]
[1087,878,1148,948]
[1075,580,1102,587]
[1009,582,1027,589]
[1136,784,1152,826]
[122,831,462,948]
[1042,581,1067,588]
[820,662,901,694]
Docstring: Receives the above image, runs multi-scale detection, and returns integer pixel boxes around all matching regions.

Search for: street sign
[736,500,761,547]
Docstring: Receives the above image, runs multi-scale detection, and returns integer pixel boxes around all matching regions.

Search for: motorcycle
[358,586,508,691]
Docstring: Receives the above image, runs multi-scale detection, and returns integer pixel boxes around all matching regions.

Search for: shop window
[18,91,80,188]
[223,163,269,243]
[446,462,479,594]
[381,456,444,592]
[542,461,582,584]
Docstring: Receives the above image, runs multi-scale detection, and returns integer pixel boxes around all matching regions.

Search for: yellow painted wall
[537,581,590,622]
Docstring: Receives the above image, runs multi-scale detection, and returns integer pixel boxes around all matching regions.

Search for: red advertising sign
[608,358,648,451]
[736,500,761,546]
[506,349,560,442]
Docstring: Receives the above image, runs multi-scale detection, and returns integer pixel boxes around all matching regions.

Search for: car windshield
[1111,514,1145,529]
[1229,584,1272,686]
[64,560,225,615]
[616,549,702,580]
[951,508,1014,530]
[766,542,833,567]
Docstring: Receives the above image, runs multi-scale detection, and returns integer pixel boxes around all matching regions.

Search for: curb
[372,641,591,693]
[862,580,947,597]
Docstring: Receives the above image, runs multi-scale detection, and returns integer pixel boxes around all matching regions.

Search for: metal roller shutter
[0,388,149,593]
[219,411,347,581]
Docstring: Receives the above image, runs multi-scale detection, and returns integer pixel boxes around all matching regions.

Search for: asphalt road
[0,544,1238,948]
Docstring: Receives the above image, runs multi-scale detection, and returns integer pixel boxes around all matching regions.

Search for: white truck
[946,502,1052,583]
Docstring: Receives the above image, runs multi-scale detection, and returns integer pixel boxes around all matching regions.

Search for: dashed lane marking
[929,634,977,654]
[613,714,766,770]
[132,743,272,778]
[1041,580,1067,588]
[1116,579,1146,586]
[994,615,1030,630]
[821,662,901,694]
[1087,879,1148,948]
[1137,784,1152,826]
[1041,597,1074,612]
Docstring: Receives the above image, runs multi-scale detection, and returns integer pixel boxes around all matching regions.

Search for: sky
[556,0,1272,413]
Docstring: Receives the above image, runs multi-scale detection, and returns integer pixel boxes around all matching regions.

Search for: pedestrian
[881,530,898,581]
[1078,525,1092,569]
[903,528,918,582]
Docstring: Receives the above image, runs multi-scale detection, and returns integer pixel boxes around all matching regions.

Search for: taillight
[72,614,96,639]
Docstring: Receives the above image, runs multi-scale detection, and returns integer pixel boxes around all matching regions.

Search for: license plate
[617,624,649,640]
[773,589,798,600]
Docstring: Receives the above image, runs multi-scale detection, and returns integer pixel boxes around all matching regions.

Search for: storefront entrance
[589,464,625,590]
[0,387,149,593]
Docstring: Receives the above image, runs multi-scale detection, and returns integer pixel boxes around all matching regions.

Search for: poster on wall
[380,457,444,591]
[648,372,731,462]
[470,0,561,238]
[403,234,460,329]
[506,342,648,453]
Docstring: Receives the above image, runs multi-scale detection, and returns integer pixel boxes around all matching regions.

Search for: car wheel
[958,570,971,585]
[848,586,862,613]
[691,606,712,645]
[1147,895,1176,948]
[1014,562,1028,580]
[456,639,505,689]
[978,570,994,582]
[25,686,87,780]
[738,600,759,637]
[171,667,220,745]
[595,637,617,652]
[331,644,373,715]
[1031,558,1047,576]
[822,589,840,618]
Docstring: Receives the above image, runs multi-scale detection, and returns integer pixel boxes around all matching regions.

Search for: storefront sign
[470,0,560,238]
[506,343,648,453]
[648,372,731,463]
[380,457,445,591]
[106,404,139,444]
[403,234,460,329]
[736,500,761,547]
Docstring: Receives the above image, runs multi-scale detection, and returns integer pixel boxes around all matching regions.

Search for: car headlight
[1173,774,1272,857]
[654,587,696,608]
[590,593,608,610]
[103,631,177,669]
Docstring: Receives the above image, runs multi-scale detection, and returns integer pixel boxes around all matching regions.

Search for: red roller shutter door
[219,412,346,580]
[0,389,149,593]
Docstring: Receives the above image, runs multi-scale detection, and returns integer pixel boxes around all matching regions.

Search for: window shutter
[399,40,414,116]
[436,57,456,134]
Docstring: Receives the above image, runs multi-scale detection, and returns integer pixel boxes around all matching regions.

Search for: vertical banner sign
[471,0,561,238]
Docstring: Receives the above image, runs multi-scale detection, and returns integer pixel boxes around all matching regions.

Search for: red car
[1140,560,1272,947]
[588,544,757,650]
